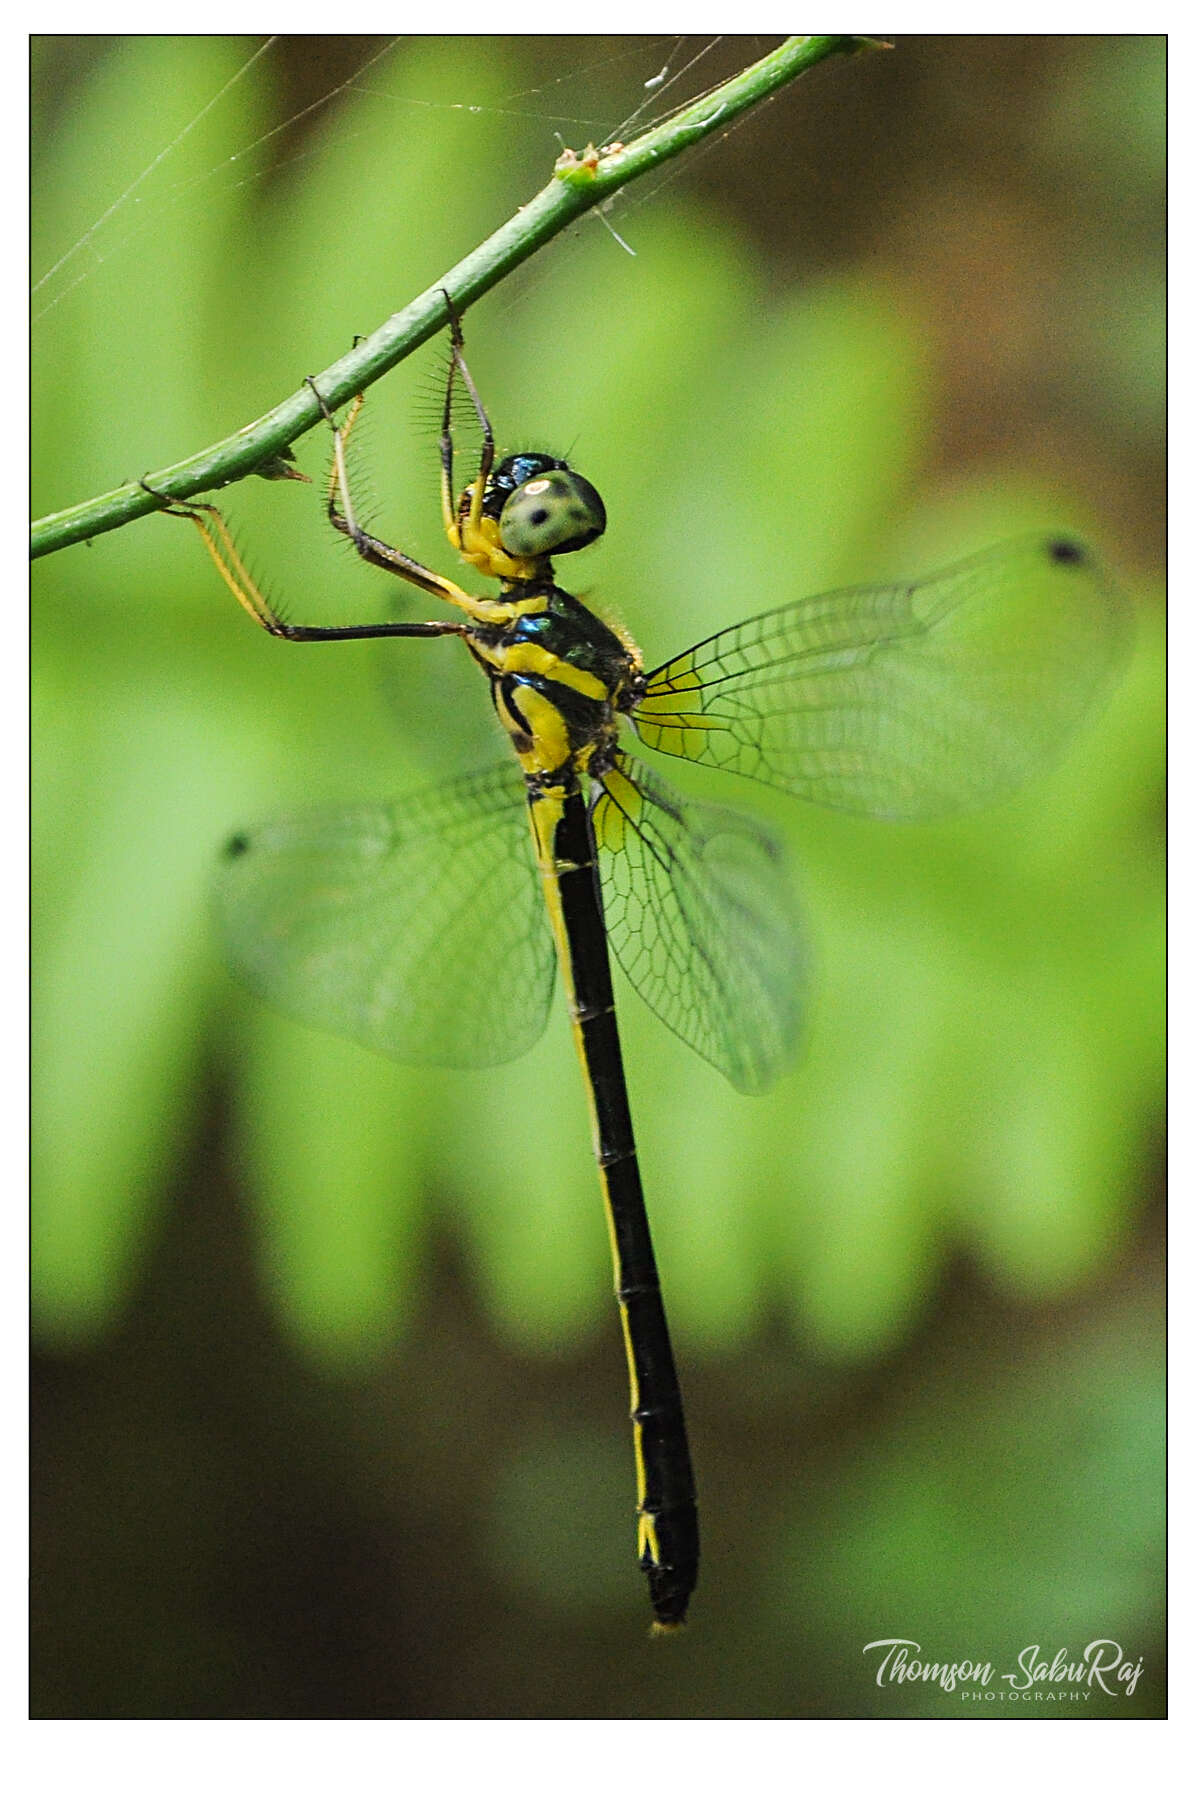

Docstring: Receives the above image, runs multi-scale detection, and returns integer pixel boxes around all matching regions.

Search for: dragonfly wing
[217,760,555,1067]
[632,535,1131,819]
[592,751,806,1094]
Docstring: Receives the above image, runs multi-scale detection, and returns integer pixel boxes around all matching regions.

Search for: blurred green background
[32,36,1163,1718]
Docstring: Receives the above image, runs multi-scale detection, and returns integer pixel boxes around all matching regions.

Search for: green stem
[32,34,879,561]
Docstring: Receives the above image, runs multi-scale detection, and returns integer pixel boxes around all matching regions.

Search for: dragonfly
[144,298,1129,1633]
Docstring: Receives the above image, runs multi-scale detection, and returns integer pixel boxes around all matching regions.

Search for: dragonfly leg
[303,375,479,610]
[140,477,303,636]
[139,476,467,644]
[439,290,495,549]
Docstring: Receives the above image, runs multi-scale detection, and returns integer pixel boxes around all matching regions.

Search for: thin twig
[31,36,880,561]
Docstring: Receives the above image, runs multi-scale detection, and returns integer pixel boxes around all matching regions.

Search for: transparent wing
[217,761,555,1068]
[633,535,1131,819]
[592,751,806,1094]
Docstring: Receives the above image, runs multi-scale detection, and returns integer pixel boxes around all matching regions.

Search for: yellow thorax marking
[448,480,543,584]
[506,684,573,774]
[498,641,609,700]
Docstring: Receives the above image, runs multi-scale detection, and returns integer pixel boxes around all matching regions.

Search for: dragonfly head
[476,453,607,559]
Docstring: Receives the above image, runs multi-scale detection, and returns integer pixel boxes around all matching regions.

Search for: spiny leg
[439,289,494,545]
[439,300,459,538]
[139,479,466,644]
[303,376,476,609]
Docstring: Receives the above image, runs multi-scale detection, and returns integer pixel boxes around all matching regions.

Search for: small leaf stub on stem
[252,446,311,484]
[554,141,603,179]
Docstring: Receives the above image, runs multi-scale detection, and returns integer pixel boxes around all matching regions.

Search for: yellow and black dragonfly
[145,302,1129,1632]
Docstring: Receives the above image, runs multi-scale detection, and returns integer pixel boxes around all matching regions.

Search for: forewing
[217,761,555,1067]
[592,752,805,1094]
[633,535,1131,819]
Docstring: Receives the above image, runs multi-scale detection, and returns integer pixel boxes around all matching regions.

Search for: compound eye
[498,469,606,557]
